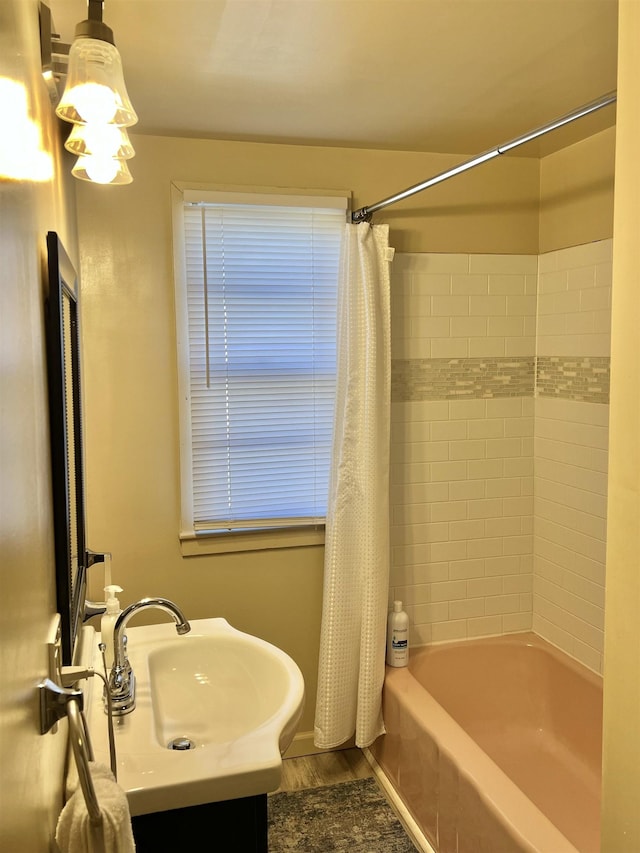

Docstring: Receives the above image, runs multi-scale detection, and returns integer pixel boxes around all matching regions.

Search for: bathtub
[370,632,602,853]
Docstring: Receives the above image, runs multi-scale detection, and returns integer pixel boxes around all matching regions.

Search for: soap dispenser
[101,585,123,670]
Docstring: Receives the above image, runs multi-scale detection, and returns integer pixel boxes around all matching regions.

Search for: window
[173,188,347,543]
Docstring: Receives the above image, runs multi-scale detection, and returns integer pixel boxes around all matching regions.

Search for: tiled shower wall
[389,240,611,673]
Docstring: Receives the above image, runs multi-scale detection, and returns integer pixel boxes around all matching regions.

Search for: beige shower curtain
[314,221,393,749]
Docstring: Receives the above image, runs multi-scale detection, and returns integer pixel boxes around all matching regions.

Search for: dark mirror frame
[45,231,88,665]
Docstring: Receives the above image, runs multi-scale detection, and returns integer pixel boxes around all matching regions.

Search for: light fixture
[71,154,132,185]
[64,123,134,159]
[43,0,137,185]
[56,35,137,127]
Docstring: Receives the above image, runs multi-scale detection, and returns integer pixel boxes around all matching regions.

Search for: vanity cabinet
[131,794,268,852]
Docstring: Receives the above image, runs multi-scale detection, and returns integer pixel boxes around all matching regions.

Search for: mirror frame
[45,231,88,664]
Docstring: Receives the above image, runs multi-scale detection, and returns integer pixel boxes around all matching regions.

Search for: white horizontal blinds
[183,199,344,531]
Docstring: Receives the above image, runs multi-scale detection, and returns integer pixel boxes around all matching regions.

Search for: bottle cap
[104,584,123,614]
[393,600,402,612]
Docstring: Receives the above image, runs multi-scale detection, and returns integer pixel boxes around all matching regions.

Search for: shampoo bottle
[100,585,123,670]
[386,600,409,667]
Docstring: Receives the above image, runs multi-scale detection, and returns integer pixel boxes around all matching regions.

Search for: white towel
[55,762,136,853]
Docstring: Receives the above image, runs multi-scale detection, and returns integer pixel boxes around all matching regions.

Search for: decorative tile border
[392,355,610,403]
[392,357,535,402]
[536,356,610,403]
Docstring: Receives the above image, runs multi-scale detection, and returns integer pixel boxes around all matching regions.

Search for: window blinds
[181,196,345,532]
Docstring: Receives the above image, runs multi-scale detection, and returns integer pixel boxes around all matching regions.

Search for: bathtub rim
[373,631,602,853]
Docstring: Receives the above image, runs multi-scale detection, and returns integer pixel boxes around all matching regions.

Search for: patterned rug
[267,777,418,852]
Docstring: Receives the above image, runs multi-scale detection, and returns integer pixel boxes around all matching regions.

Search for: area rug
[267,777,417,852]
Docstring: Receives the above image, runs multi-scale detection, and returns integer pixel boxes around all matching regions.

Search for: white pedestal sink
[83,617,305,816]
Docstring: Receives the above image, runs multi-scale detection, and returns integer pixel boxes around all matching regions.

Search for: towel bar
[39,678,102,826]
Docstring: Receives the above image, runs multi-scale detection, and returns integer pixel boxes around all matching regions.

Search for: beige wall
[601,1,640,849]
[539,126,616,253]
[0,1,79,849]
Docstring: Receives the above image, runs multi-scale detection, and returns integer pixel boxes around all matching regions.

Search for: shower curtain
[314,221,393,749]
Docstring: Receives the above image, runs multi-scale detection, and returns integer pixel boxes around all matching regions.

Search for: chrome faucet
[106,597,191,716]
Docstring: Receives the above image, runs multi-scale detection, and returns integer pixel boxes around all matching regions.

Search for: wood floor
[274,747,374,793]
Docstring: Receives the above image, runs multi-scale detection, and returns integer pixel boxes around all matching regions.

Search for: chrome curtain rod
[351,91,617,223]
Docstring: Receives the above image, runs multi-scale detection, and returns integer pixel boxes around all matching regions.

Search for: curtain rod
[351,91,617,223]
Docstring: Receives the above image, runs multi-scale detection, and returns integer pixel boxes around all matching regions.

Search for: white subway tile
[450,316,488,337]
[507,294,537,316]
[430,540,467,562]
[450,598,485,619]
[429,580,469,602]
[467,615,503,637]
[430,501,468,522]
[485,594,521,615]
[485,516,522,537]
[502,574,533,594]
[580,286,611,312]
[449,479,486,500]
[484,555,521,576]
[432,295,470,316]
[467,497,503,518]
[488,274,526,295]
[539,270,568,293]
[431,620,468,642]
[431,419,468,441]
[554,289,582,314]
[430,338,469,358]
[502,535,533,555]
[450,440,486,460]
[468,459,504,480]
[485,477,520,497]
[449,519,486,541]
[594,262,612,287]
[468,418,505,439]
[467,538,504,558]
[486,438,522,458]
[412,273,451,295]
[469,337,506,357]
[503,612,533,633]
[451,274,489,295]
[505,337,536,356]
[430,460,468,481]
[468,576,503,597]
[485,398,523,418]
[469,295,507,316]
[487,316,525,336]
[449,399,486,419]
[413,601,451,623]
[449,559,485,580]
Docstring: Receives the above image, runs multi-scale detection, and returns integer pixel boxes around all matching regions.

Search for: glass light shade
[71,154,132,185]
[56,38,137,126]
[64,123,135,159]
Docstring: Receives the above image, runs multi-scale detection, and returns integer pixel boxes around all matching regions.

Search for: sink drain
[168,736,196,751]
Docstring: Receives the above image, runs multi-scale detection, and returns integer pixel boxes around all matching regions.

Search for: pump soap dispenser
[101,585,123,670]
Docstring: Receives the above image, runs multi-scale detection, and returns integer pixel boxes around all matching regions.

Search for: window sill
[180,525,325,556]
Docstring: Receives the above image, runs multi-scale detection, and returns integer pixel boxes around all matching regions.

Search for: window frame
[171,182,350,555]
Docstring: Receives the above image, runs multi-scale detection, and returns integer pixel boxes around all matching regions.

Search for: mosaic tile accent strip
[536,356,610,403]
[392,356,535,402]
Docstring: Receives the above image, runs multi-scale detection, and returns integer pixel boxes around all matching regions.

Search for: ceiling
[49,0,619,157]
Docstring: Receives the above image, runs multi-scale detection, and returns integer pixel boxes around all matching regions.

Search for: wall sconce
[41,0,137,185]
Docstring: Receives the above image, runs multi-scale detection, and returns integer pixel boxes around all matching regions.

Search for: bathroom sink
[84,618,304,816]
